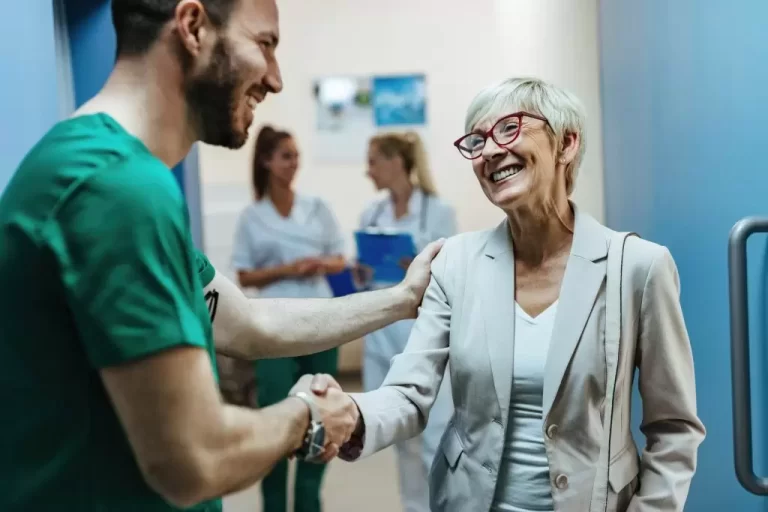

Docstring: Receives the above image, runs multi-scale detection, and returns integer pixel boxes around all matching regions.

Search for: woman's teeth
[491,166,522,183]
[246,96,258,110]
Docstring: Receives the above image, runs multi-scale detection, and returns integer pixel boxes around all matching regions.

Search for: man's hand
[313,389,358,462]
[290,374,358,463]
[395,239,445,317]
[290,373,341,396]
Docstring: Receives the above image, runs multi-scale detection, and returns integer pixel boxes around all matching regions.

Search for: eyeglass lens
[457,116,521,159]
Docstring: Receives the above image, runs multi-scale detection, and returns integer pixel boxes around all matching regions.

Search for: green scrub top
[0,113,220,512]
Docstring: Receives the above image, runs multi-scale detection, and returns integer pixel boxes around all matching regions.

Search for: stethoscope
[367,191,429,233]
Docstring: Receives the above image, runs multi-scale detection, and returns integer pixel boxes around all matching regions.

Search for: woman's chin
[489,189,526,211]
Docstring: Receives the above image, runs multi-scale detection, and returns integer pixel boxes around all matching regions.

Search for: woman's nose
[482,137,506,162]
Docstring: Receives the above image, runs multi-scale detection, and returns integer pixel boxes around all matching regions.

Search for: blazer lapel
[542,208,610,421]
[481,220,517,419]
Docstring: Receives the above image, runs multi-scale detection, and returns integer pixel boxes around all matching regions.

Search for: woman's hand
[288,258,324,278]
[352,262,374,288]
[318,256,347,276]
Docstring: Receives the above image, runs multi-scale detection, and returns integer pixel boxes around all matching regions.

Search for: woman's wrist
[279,262,298,279]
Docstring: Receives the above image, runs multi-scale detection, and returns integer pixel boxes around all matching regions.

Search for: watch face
[306,423,326,460]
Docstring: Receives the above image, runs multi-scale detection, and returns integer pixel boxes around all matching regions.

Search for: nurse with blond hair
[359,131,457,512]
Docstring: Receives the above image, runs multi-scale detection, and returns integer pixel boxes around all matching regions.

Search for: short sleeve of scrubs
[51,157,208,368]
[195,249,216,288]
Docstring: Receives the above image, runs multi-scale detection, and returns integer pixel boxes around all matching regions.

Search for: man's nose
[265,61,283,94]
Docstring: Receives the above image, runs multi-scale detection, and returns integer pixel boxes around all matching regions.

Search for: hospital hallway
[223,376,405,512]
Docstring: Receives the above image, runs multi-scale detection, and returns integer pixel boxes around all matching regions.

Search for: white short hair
[464,77,587,194]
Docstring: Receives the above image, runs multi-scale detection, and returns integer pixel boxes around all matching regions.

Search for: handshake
[288,374,360,463]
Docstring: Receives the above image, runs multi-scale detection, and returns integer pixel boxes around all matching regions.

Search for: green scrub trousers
[255,347,339,512]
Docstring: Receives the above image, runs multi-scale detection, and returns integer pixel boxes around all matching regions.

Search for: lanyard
[368,192,429,233]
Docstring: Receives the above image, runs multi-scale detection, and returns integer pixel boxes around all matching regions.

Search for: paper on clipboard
[355,229,416,284]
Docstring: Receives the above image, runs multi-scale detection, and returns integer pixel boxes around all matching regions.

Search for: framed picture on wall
[311,73,428,163]
[372,74,427,127]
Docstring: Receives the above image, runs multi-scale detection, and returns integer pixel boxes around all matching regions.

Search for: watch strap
[292,391,320,423]
[290,392,325,461]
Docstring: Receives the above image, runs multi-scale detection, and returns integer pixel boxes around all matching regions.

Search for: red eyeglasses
[453,111,550,160]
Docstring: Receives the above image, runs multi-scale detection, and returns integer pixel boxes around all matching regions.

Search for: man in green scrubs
[0,1,442,511]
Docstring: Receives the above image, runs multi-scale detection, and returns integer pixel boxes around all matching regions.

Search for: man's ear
[558,131,580,166]
[174,0,213,58]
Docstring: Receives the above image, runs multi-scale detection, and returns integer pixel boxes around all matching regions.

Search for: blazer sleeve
[340,248,452,461]
[628,247,706,511]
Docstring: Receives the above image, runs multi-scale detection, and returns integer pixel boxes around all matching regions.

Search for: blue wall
[65,0,116,108]
[0,4,60,192]
[600,0,768,509]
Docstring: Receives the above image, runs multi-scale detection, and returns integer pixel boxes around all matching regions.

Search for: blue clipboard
[355,230,416,284]
[326,268,358,297]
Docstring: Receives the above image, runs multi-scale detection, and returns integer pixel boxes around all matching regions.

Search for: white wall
[200,0,604,278]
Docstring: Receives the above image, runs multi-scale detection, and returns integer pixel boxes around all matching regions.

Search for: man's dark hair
[111,0,238,57]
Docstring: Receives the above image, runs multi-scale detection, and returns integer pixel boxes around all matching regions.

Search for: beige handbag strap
[591,231,637,512]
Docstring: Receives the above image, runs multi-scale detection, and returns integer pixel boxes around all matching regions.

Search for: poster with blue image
[372,74,427,127]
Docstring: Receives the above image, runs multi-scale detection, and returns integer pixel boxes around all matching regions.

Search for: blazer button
[546,423,559,439]
[554,474,569,490]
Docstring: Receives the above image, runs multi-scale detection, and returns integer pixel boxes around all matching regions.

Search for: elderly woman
[334,77,706,512]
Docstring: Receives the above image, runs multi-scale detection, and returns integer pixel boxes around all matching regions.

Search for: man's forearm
[206,267,417,361]
[195,398,309,502]
[246,286,415,358]
[123,347,312,508]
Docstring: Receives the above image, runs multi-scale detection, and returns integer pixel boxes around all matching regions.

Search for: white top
[491,301,557,512]
[230,194,345,299]
[359,188,457,256]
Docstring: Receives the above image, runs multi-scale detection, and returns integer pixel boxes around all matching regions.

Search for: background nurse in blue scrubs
[359,131,457,512]
[231,126,346,512]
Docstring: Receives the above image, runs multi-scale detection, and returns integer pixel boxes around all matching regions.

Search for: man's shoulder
[13,116,179,217]
[1,117,179,242]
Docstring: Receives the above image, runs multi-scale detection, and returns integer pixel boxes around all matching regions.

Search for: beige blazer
[347,208,706,512]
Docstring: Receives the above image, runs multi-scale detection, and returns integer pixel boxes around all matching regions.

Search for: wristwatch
[291,391,325,461]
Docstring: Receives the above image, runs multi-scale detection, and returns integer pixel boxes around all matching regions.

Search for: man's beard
[184,39,249,149]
